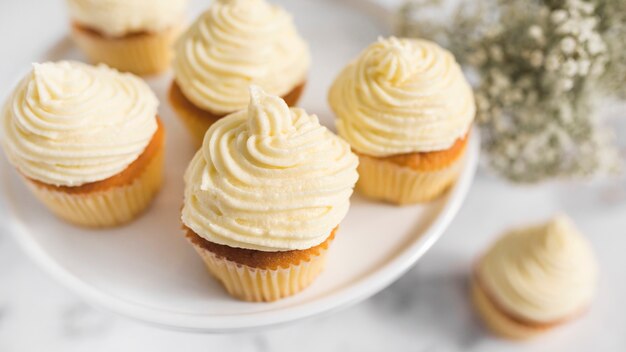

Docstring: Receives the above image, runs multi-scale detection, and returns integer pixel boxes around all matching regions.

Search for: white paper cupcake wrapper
[356,151,465,204]
[189,239,329,302]
[71,23,181,75]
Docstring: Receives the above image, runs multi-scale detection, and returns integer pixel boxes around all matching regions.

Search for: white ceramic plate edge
[2,131,479,333]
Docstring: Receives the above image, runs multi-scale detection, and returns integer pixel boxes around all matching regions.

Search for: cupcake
[1,61,164,227]
[170,0,310,147]
[67,0,187,75]
[182,86,358,301]
[329,37,475,204]
[472,215,598,340]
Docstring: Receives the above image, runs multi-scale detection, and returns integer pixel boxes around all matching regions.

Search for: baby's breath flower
[560,37,577,54]
[528,25,544,41]
[560,78,575,91]
[579,1,595,15]
[587,34,606,54]
[581,17,597,34]
[551,9,568,24]
[578,59,591,75]
[545,54,561,71]
[557,19,576,35]
[562,59,579,76]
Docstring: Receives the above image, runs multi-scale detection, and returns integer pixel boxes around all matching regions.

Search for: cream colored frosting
[477,215,598,323]
[67,0,187,37]
[1,61,158,187]
[329,37,475,157]
[173,0,310,115]
[182,86,358,251]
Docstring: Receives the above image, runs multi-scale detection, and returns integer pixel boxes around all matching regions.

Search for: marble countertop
[1,0,625,351]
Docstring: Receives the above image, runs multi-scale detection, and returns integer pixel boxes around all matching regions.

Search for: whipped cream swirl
[173,0,310,115]
[1,61,158,187]
[329,37,475,157]
[67,0,187,37]
[478,215,598,323]
[182,86,358,251]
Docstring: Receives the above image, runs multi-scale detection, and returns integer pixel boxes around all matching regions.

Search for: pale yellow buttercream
[67,0,187,37]
[1,61,158,187]
[477,214,597,324]
[329,37,475,157]
[181,86,358,251]
[172,0,310,115]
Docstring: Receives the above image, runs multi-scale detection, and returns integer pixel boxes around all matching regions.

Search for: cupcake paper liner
[71,23,181,76]
[471,276,545,340]
[356,151,465,205]
[188,238,330,302]
[25,146,164,228]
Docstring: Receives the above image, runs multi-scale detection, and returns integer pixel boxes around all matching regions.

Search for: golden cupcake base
[23,120,165,228]
[26,149,163,227]
[356,152,465,204]
[355,133,469,205]
[185,227,335,302]
[471,274,552,340]
[168,81,224,148]
[71,22,181,75]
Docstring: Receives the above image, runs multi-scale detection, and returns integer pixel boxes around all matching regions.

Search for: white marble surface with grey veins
[1,0,625,351]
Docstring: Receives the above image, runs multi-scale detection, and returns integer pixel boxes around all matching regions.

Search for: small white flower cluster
[398,0,624,182]
[474,0,618,181]
[596,0,626,99]
[544,0,608,93]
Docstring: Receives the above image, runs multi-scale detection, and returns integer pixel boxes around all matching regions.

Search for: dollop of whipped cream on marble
[173,0,310,115]
[67,0,187,37]
[182,86,358,251]
[477,214,598,323]
[1,61,158,187]
[329,36,475,157]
